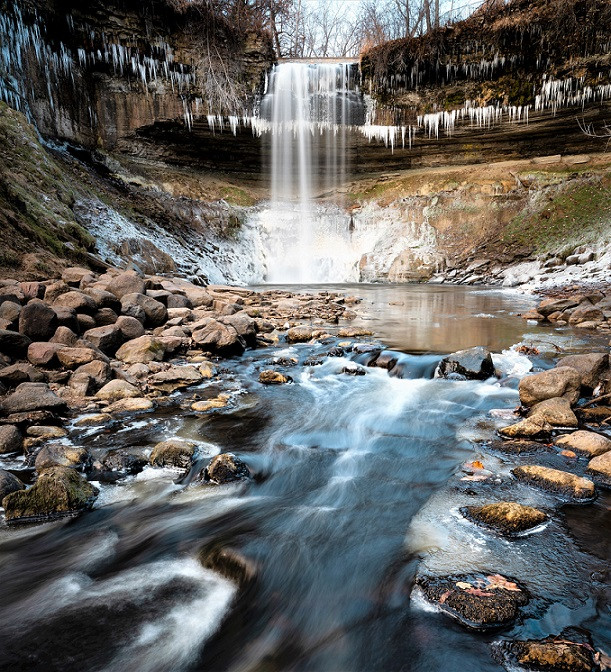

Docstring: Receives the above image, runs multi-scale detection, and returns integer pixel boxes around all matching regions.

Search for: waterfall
[258,62,364,283]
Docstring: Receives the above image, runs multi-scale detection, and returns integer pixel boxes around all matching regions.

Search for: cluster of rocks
[0,267,359,522]
[417,345,610,669]
[523,287,611,331]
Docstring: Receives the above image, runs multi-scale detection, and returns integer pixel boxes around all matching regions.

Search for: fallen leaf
[560,449,576,458]
[464,588,493,597]
[486,574,521,592]
[456,581,472,590]
[439,590,452,604]
[471,460,485,469]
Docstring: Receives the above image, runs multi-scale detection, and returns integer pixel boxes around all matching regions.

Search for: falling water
[258,63,364,283]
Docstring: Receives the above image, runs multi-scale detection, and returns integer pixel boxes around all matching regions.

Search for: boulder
[166,294,191,309]
[68,372,96,397]
[527,397,578,427]
[498,416,552,440]
[512,465,595,500]
[115,315,145,341]
[149,366,203,392]
[437,346,495,380]
[415,573,529,629]
[93,307,119,327]
[205,453,250,484]
[86,288,122,312]
[586,450,611,487]
[34,444,91,472]
[76,313,96,333]
[19,281,45,301]
[192,319,245,357]
[0,300,21,328]
[191,395,229,412]
[18,300,58,341]
[95,380,140,402]
[0,329,31,357]
[461,502,547,536]
[259,370,290,385]
[220,314,258,348]
[82,325,122,354]
[181,286,213,308]
[536,297,580,317]
[0,425,22,454]
[53,290,97,314]
[567,302,603,325]
[2,466,98,521]
[43,281,70,303]
[557,353,609,391]
[0,363,45,386]
[72,360,111,390]
[98,450,147,476]
[107,272,146,300]
[107,397,155,414]
[150,439,196,470]
[50,326,79,346]
[0,383,66,415]
[55,347,99,369]
[286,325,314,343]
[121,293,167,327]
[494,635,600,672]
[518,367,581,407]
[62,267,93,286]
[115,335,166,364]
[27,342,65,367]
[26,425,67,439]
[0,468,25,501]
[555,430,611,458]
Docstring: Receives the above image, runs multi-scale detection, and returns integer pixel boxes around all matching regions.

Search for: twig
[581,392,611,408]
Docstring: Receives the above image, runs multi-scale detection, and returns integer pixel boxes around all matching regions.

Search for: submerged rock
[519,367,581,407]
[2,466,98,522]
[494,634,601,672]
[555,430,611,457]
[205,453,250,484]
[462,502,547,536]
[415,572,529,629]
[512,465,595,500]
[437,346,495,380]
[150,439,195,470]
[200,545,258,587]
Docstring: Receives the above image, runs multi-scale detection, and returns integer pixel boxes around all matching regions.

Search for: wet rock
[56,347,99,369]
[0,363,45,386]
[369,351,397,369]
[558,353,609,391]
[0,425,22,454]
[35,444,91,472]
[200,546,258,587]
[18,300,58,341]
[576,406,611,424]
[149,365,203,392]
[437,346,495,380]
[107,397,155,414]
[98,450,147,476]
[286,325,315,343]
[121,293,167,327]
[259,370,290,385]
[82,325,122,355]
[115,335,166,364]
[342,364,367,376]
[53,291,97,315]
[586,451,611,487]
[519,367,581,407]
[192,319,245,357]
[191,395,229,412]
[528,397,578,427]
[95,380,140,402]
[498,416,552,440]
[512,465,595,500]
[0,329,32,357]
[150,439,196,470]
[26,425,67,439]
[1,383,67,415]
[462,502,547,536]
[0,468,25,501]
[494,634,601,672]
[2,466,98,522]
[555,430,611,458]
[107,272,146,300]
[198,361,217,379]
[205,453,250,484]
[74,413,112,427]
[415,573,529,629]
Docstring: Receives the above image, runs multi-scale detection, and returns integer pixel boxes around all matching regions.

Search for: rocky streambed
[0,271,610,672]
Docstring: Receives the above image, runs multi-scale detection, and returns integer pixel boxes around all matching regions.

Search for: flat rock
[498,416,552,440]
[519,367,581,407]
[205,453,250,484]
[150,439,195,470]
[512,465,595,500]
[107,397,154,414]
[437,346,495,380]
[191,395,229,412]
[286,325,315,343]
[555,430,611,457]
[0,383,67,415]
[0,363,45,386]
[2,466,98,521]
[56,347,99,369]
[149,366,203,392]
[586,450,611,487]
[53,290,97,314]
[461,502,547,536]
[527,397,578,427]
[26,425,67,439]
[415,573,529,629]
[74,413,112,426]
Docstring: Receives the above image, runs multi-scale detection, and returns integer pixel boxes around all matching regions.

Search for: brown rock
[527,397,578,427]
[115,315,145,341]
[26,425,67,439]
[73,360,111,389]
[512,465,595,500]
[19,281,45,301]
[0,383,67,415]
[56,347,98,369]
[586,450,611,487]
[149,365,203,392]
[496,636,600,672]
[115,335,166,364]
[53,291,97,314]
[0,468,25,501]
[537,297,580,317]
[557,352,609,390]
[0,300,21,328]
[82,325,122,354]
[462,502,547,536]
[192,319,245,357]
[286,325,315,343]
[0,425,22,454]
[0,363,45,386]
[35,444,91,472]
[107,397,155,414]
[76,313,96,333]
[498,416,552,440]
[18,299,58,341]
[27,342,64,367]
[555,430,611,457]
[121,293,167,327]
[518,367,581,407]
[107,272,146,300]
[568,302,603,325]
[259,370,290,385]
[62,267,93,286]
[93,307,119,327]
[0,329,31,357]
[50,326,79,346]
[205,453,250,483]
[95,380,140,401]
[150,439,195,470]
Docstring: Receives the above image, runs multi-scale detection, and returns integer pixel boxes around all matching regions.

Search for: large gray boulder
[437,346,495,380]
[192,318,245,357]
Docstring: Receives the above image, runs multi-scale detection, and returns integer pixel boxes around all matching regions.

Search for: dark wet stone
[205,453,250,484]
[462,502,547,536]
[200,545,258,587]
[150,439,195,470]
[326,346,345,358]
[512,465,595,500]
[303,355,325,366]
[437,346,495,380]
[0,424,23,454]
[415,572,529,629]
[34,444,91,473]
[369,351,397,370]
[341,365,367,376]
[0,329,32,357]
[3,466,98,522]
[266,356,298,367]
[0,468,25,501]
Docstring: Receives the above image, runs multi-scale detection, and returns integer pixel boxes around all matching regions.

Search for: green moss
[502,178,611,252]
[220,185,255,207]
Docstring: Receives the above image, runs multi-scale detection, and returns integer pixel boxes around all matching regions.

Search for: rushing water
[0,286,609,672]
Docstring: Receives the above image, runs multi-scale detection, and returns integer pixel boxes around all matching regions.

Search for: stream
[0,285,609,672]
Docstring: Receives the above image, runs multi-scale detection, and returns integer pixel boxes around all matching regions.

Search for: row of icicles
[1,7,610,150]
